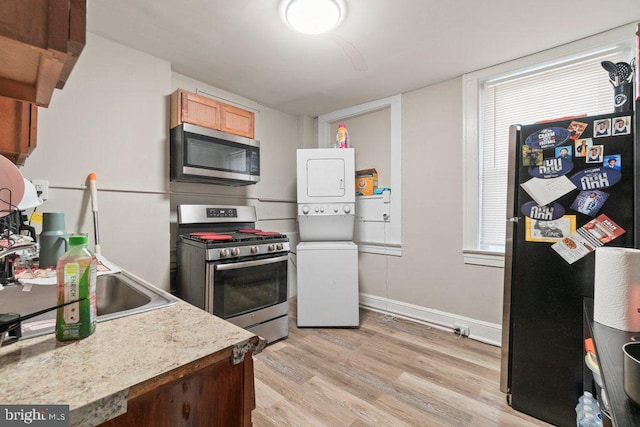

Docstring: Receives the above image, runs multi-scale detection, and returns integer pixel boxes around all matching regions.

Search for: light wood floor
[252,304,551,427]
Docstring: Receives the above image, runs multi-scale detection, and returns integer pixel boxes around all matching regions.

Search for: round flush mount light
[280,0,346,35]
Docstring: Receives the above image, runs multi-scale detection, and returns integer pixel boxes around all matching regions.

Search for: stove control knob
[251,246,259,254]
[220,248,229,257]
[302,205,310,214]
[343,205,351,214]
[267,244,275,252]
[276,243,284,250]
[231,247,240,256]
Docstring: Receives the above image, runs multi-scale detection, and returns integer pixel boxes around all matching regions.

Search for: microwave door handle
[215,255,289,271]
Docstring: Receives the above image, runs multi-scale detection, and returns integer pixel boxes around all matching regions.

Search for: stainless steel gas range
[176,205,289,343]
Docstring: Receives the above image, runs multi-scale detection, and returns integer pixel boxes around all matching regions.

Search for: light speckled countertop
[0,296,256,426]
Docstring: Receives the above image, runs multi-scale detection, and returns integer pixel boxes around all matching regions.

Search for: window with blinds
[478,51,625,250]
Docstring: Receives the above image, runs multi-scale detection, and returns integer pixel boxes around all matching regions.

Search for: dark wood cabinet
[0,0,86,107]
[0,96,37,165]
[99,348,256,427]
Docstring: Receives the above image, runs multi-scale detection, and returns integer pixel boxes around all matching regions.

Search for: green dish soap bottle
[56,234,97,341]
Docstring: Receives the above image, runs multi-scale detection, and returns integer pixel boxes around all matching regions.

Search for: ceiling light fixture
[281,0,346,35]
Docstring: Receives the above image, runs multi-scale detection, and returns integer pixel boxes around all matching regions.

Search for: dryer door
[307,158,345,197]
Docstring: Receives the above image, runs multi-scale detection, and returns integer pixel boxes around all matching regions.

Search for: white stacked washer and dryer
[296,148,359,327]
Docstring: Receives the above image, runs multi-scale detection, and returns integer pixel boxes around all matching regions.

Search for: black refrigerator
[500,110,638,426]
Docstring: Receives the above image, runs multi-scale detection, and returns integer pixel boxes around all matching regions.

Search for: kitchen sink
[0,272,178,341]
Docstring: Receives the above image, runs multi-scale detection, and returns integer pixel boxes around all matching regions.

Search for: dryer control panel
[298,203,354,216]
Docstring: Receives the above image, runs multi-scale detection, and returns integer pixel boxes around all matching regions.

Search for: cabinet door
[221,104,254,139]
[180,91,221,131]
[99,353,255,427]
[0,97,37,165]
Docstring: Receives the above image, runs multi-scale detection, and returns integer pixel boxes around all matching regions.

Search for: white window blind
[479,51,625,250]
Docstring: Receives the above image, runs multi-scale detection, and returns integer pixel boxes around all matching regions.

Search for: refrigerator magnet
[551,214,626,264]
[603,154,621,171]
[567,121,588,140]
[612,116,631,136]
[570,190,609,217]
[522,145,543,166]
[585,145,604,163]
[525,127,572,149]
[528,157,573,179]
[555,146,572,160]
[593,119,611,137]
[525,215,576,243]
[521,201,565,220]
[574,138,593,158]
[570,166,621,191]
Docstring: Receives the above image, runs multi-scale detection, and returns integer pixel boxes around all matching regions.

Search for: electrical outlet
[31,179,49,201]
[454,323,470,337]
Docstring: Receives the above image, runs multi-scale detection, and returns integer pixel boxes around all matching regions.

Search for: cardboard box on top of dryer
[355,169,378,196]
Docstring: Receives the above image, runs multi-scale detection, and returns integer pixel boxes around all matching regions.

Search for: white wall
[355,79,504,344]
[20,33,172,290]
[330,108,391,187]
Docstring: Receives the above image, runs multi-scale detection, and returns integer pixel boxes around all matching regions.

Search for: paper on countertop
[16,254,122,286]
[520,175,576,206]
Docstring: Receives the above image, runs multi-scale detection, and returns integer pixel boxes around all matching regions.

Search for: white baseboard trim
[359,293,502,347]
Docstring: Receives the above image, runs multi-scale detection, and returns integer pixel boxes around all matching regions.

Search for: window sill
[462,249,505,268]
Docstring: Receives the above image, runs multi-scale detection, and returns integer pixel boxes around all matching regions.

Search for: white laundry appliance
[296,148,359,327]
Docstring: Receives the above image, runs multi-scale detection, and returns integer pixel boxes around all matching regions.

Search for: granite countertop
[0,297,256,426]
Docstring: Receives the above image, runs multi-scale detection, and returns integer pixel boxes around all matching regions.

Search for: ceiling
[88,0,640,117]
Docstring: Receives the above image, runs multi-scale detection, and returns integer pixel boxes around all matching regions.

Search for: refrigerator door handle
[507,217,520,223]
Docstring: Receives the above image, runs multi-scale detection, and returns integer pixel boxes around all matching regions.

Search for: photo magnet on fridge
[603,154,621,171]
[612,116,631,135]
[593,119,611,137]
[574,138,593,158]
[567,121,588,140]
[525,215,576,243]
[585,145,604,164]
[570,190,609,217]
[522,145,543,166]
[555,146,572,160]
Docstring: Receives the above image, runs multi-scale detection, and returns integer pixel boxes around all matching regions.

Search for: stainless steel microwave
[170,123,260,186]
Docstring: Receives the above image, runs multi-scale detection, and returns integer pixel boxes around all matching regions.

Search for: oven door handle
[214,255,289,271]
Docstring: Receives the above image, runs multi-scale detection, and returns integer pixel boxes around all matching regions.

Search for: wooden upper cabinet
[170,89,255,139]
[0,96,37,166]
[221,104,255,139]
[171,89,221,130]
[0,0,86,107]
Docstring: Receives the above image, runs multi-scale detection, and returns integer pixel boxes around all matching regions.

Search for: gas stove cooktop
[178,231,290,260]
[176,205,290,260]
[181,229,288,244]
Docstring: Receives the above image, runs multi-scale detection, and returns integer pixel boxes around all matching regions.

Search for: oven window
[186,136,248,173]
[213,258,287,319]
